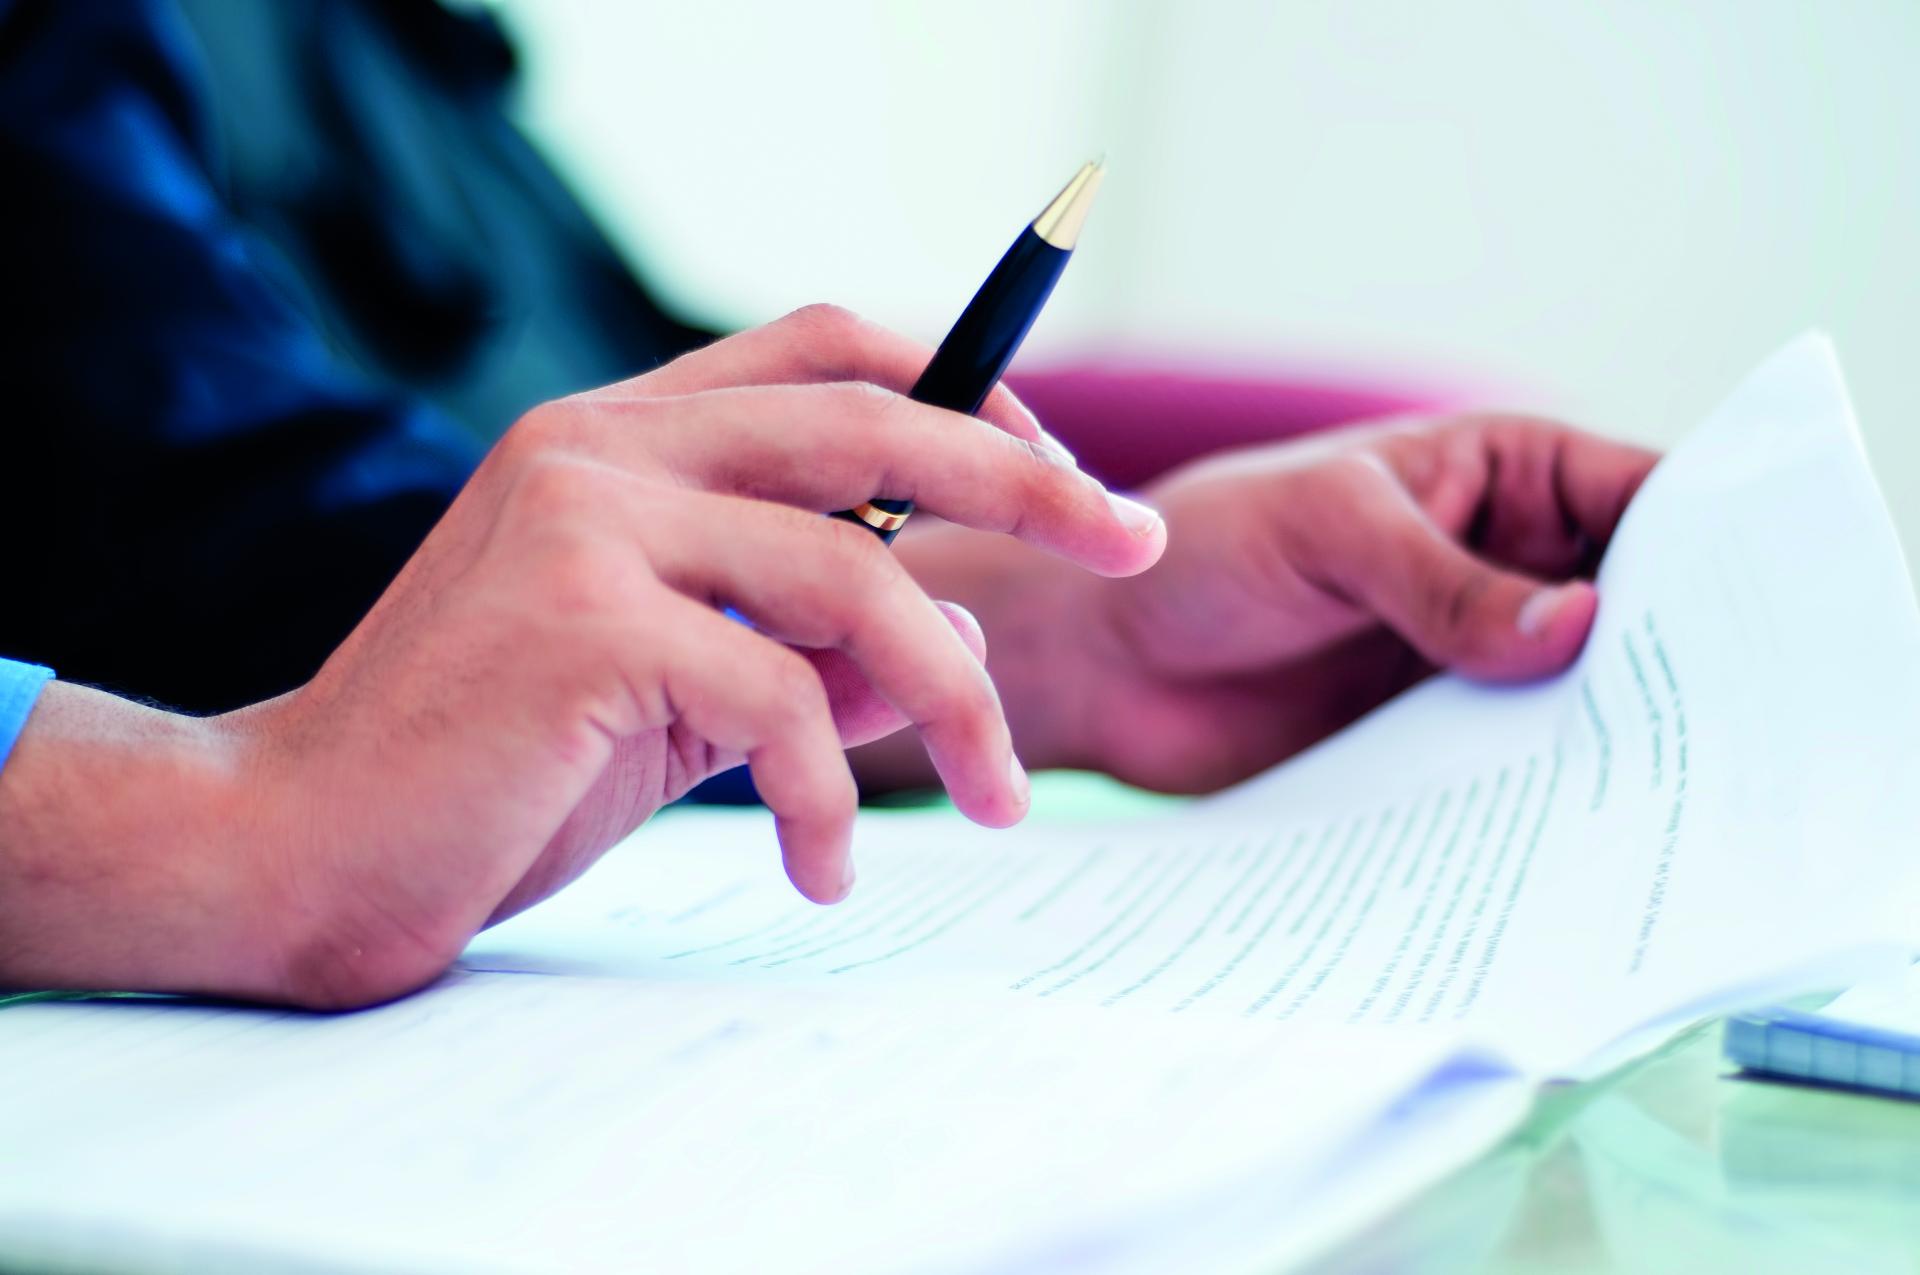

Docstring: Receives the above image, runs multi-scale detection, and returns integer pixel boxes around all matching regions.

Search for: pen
[831,159,1106,543]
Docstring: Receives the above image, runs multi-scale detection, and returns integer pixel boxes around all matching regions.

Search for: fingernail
[1517,584,1574,638]
[1008,753,1031,809]
[1104,490,1162,536]
[1037,427,1078,467]
[840,856,857,898]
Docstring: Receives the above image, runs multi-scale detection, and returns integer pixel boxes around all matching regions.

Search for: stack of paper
[5,335,1919,1273]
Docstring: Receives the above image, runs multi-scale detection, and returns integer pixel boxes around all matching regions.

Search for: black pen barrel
[832,160,1101,544]
[832,230,1070,544]
[908,227,1070,417]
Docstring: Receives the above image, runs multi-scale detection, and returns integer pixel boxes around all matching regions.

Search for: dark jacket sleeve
[0,0,479,711]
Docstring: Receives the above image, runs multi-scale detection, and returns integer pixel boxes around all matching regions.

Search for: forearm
[1010,363,1444,489]
[0,684,274,997]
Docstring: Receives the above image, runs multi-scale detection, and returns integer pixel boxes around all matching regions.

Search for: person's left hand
[879,414,1658,793]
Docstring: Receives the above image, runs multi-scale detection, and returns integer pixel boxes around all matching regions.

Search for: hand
[0,306,1164,1007]
[883,414,1656,793]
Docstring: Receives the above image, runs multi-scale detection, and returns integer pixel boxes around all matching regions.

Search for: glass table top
[1311,1022,1920,1274]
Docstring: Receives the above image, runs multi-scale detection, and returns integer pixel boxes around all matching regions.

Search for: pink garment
[1010,363,1455,489]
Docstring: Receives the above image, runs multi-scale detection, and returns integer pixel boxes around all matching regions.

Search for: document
[5,335,1918,1274]
[1,975,1511,1274]
[467,332,1920,1077]
[1809,960,1920,1034]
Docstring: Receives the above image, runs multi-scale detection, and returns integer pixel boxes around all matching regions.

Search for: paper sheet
[469,333,1920,1077]
[5,335,1918,1274]
[1816,961,1920,1032]
[1216,330,1920,1069]
[0,976,1499,1274]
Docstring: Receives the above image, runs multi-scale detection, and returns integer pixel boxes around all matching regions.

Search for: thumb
[806,601,988,747]
[1336,500,1598,681]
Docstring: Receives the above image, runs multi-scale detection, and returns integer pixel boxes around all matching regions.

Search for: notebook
[1727,964,1920,1098]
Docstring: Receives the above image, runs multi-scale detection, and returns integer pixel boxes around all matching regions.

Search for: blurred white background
[502,0,1920,570]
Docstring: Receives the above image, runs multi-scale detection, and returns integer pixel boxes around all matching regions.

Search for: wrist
[0,683,274,997]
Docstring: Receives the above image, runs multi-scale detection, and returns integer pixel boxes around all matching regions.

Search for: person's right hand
[0,306,1163,1009]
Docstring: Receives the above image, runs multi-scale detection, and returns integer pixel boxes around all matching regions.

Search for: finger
[1477,419,1660,575]
[568,381,1164,577]
[1309,459,1598,681]
[1400,417,1659,576]
[653,601,861,904]
[647,497,1028,829]
[1547,424,1660,545]
[804,601,987,749]
[633,303,1055,452]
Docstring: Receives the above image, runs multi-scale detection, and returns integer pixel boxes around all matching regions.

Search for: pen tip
[1032,160,1106,251]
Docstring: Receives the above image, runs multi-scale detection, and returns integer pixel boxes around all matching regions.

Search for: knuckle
[1009,431,1055,471]
[1012,430,1076,485]
[499,401,581,465]
[759,650,830,723]
[777,775,856,833]
[783,301,864,333]
[825,377,908,423]
[503,454,615,531]
[503,471,655,618]
[799,382,921,484]
[779,302,870,365]
[1324,450,1394,493]
[806,777,860,826]
[819,776,860,820]
[498,397,669,477]
[1007,432,1091,523]
[820,515,900,587]
[923,664,999,725]
[1436,569,1494,638]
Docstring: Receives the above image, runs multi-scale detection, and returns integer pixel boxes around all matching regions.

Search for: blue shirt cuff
[0,659,54,774]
